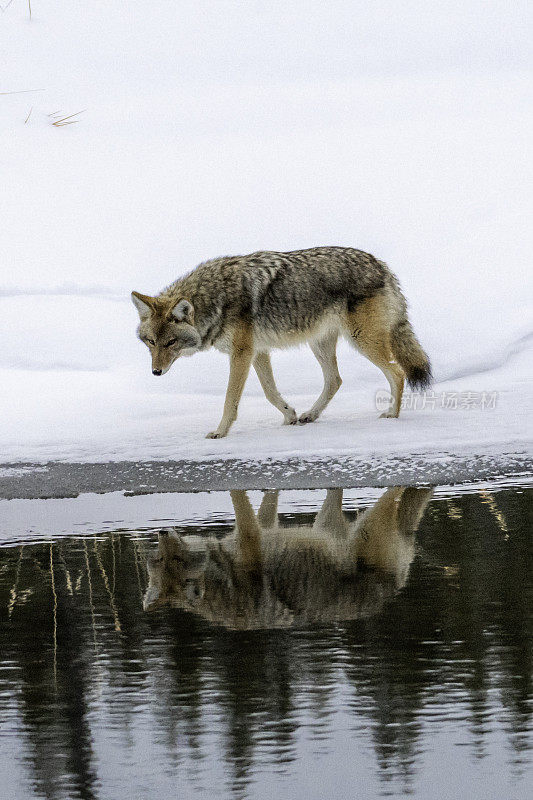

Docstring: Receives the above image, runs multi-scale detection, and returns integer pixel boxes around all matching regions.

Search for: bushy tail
[391,319,432,390]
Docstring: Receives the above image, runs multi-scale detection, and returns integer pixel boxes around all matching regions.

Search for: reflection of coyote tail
[391,318,432,390]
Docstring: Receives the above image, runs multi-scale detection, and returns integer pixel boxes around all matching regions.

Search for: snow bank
[1,341,530,463]
[1,2,531,465]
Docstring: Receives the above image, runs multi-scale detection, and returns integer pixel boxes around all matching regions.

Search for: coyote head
[131,291,201,375]
[144,531,206,611]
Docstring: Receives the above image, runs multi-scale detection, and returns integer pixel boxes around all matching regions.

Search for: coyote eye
[145,338,155,346]
[164,339,178,348]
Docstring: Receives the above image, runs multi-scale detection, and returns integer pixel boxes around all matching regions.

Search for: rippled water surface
[0,484,532,799]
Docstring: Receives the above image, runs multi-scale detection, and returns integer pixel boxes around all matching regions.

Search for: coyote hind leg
[299,333,342,424]
[345,304,405,418]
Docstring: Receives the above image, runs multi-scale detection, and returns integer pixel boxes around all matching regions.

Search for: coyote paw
[205,430,227,439]
[283,408,298,425]
[299,410,319,424]
[379,411,399,419]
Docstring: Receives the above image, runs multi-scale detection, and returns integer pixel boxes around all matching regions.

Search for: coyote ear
[131,291,155,319]
[171,299,194,324]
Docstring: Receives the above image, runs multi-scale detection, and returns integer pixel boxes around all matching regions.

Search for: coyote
[144,486,433,629]
[131,247,431,438]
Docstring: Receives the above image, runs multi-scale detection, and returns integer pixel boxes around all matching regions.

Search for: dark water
[0,485,532,800]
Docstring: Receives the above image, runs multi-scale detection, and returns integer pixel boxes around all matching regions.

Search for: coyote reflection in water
[144,487,432,629]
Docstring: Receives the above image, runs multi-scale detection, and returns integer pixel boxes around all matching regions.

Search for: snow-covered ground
[1,293,530,465]
[1,2,532,468]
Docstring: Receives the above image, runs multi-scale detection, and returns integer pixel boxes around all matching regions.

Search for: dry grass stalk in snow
[0,88,44,95]
[49,109,86,127]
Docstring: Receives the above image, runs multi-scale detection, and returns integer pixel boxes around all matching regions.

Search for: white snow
[1,2,531,466]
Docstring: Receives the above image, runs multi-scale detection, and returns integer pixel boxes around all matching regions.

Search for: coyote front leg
[254,352,297,425]
[206,324,254,439]
[299,333,342,424]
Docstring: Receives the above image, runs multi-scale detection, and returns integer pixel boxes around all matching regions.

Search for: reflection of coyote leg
[397,487,433,534]
[313,488,350,537]
[230,490,263,570]
[355,487,432,580]
[257,490,279,528]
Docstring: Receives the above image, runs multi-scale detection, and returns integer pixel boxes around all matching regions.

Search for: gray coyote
[132,247,431,438]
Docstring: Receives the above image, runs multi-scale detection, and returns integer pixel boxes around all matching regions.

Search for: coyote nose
[152,368,162,376]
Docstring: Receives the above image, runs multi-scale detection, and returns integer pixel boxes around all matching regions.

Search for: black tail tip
[407,363,433,390]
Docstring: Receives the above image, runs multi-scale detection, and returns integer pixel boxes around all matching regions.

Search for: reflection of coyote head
[144,487,433,629]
